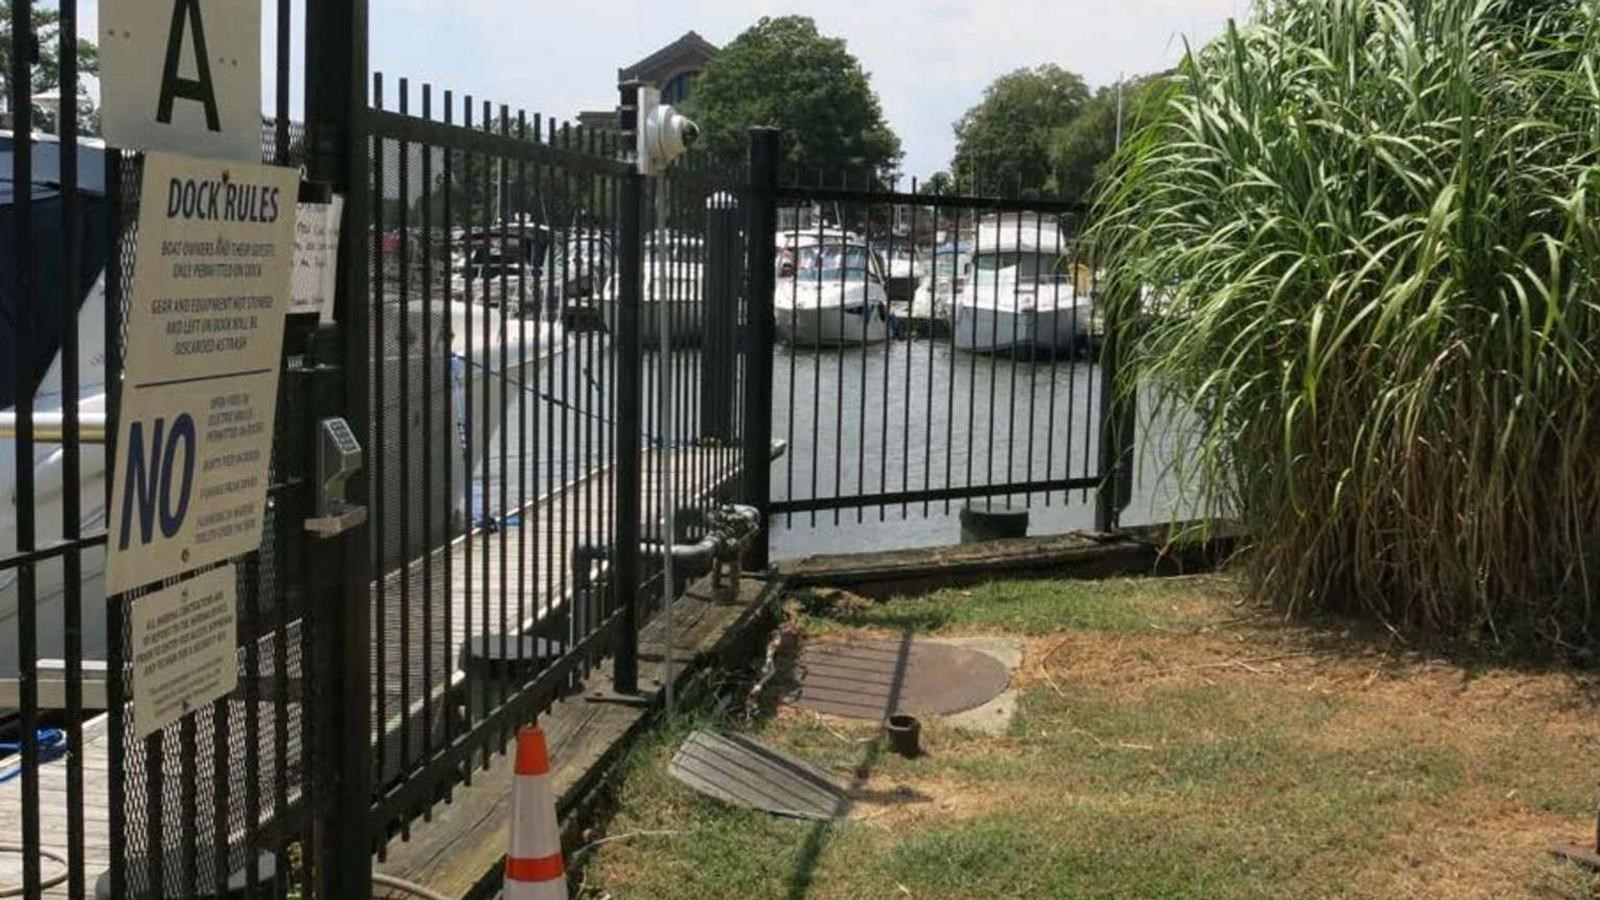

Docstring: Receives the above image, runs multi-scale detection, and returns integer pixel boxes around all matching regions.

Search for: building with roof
[576,31,719,133]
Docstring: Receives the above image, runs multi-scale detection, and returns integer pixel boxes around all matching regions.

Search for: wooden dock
[0,443,762,896]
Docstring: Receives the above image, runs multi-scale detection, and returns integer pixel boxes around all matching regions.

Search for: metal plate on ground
[669,730,852,821]
[788,636,1010,721]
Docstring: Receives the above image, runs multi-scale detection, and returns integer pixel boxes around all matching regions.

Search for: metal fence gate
[1,0,1130,895]
[748,175,1132,533]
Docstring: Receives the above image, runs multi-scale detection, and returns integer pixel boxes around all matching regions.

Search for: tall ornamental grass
[1091,0,1600,650]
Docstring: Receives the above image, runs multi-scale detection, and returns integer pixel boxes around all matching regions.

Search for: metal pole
[612,83,644,695]
[653,181,677,714]
[741,128,780,570]
[305,0,373,896]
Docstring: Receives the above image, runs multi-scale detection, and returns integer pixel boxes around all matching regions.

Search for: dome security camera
[636,87,701,175]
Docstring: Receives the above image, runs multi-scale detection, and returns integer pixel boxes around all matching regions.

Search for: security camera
[636,86,701,175]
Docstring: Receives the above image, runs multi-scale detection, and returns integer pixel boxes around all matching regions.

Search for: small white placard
[130,565,239,738]
[290,196,343,320]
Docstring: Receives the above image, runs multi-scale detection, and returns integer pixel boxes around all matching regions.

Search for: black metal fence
[757,176,1127,530]
[358,75,754,851]
[1,1,1129,895]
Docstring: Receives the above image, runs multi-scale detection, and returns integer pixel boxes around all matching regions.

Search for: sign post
[105,151,299,595]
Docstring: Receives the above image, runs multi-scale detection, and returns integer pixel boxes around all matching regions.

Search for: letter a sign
[101,0,261,162]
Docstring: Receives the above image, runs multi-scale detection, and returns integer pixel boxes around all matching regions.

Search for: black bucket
[886,713,922,758]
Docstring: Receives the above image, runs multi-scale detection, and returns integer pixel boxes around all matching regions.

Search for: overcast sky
[68,0,1246,180]
[366,0,1248,179]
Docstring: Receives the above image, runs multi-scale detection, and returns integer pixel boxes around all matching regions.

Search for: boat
[774,239,892,347]
[0,132,111,679]
[600,233,706,347]
[953,216,1088,354]
[905,240,970,334]
[879,245,922,306]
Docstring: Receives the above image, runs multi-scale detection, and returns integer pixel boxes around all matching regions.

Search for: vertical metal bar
[528,111,541,674]
[211,696,232,898]
[180,716,198,893]
[921,203,939,517]
[515,109,528,678]
[305,0,374,890]
[420,82,435,766]
[145,733,165,898]
[9,0,41,889]
[104,150,127,900]
[441,90,456,759]
[397,77,413,789]
[741,129,780,568]
[898,183,916,520]
[56,0,87,890]
[1024,212,1043,506]
[1045,218,1061,507]
[783,172,798,527]
[243,565,263,895]
[370,72,389,788]
[831,174,845,524]
[460,94,476,777]
[809,188,821,527]
[497,103,510,740]
[612,83,644,693]
[275,0,290,163]
[476,97,491,770]
[944,204,960,514]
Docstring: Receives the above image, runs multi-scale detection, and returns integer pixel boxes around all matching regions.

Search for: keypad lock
[305,416,367,537]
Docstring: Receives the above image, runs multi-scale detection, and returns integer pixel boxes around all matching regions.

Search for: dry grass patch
[577,575,1600,900]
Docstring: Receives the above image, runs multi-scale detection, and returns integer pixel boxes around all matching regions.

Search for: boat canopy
[0,135,109,411]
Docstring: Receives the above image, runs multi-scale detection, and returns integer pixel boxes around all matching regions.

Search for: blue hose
[0,730,68,784]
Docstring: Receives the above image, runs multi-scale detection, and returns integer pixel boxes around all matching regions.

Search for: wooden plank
[372,573,780,900]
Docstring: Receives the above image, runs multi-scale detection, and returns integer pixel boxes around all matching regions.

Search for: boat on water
[601,233,707,347]
[879,245,922,306]
[774,239,892,347]
[904,240,971,332]
[953,216,1089,355]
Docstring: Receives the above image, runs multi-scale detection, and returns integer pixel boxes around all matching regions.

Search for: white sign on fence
[129,564,239,738]
[105,151,299,595]
[100,0,263,162]
[290,195,344,320]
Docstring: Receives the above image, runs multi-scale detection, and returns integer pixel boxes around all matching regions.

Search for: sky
[364,0,1249,180]
[65,0,1247,180]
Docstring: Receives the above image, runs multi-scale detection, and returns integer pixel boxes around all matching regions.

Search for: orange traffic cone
[505,726,568,900]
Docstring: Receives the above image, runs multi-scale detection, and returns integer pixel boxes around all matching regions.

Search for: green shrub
[1091,0,1600,649]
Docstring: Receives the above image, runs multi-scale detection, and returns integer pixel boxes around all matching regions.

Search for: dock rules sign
[106,152,298,595]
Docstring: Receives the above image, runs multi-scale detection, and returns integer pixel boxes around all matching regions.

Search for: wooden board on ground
[372,573,780,900]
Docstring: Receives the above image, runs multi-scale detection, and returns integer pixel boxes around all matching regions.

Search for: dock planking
[0,444,755,896]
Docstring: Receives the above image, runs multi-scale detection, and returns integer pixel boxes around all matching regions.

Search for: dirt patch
[848,771,1025,828]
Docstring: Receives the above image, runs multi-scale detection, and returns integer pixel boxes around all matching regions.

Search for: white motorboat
[0,133,111,678]
[601,234,706,347]
[907,241,971,327]
[879,245,922,306]
[953,217,1088,354]
[774,241,892,347]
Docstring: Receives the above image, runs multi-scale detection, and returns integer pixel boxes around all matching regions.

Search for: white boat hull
[601,297,704,347]
[953,302,1083,354]
[775,304,891,346]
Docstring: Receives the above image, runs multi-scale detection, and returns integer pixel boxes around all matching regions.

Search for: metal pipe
[0,412,107,443]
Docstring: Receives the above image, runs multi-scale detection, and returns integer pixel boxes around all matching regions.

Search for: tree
[685,16,901,179]
[919,171,954,196]
[0,0,99,134]
[1047,74,1169,204]
[951,64,1089,197]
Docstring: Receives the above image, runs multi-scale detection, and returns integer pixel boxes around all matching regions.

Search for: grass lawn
[573,575,1600,899]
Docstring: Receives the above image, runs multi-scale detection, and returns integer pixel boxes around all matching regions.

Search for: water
[455,329,1181,560]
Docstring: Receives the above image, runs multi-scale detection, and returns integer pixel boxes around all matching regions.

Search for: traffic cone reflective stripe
[506,726,567,900]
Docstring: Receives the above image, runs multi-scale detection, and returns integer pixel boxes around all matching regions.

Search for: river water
[459,331,1182,561]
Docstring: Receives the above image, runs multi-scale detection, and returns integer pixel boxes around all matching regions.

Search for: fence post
[304,0,373,897]
[741,128,780,570]
[612,82,645,695]
[701,193,741,442]
[1094,287,1134,534]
